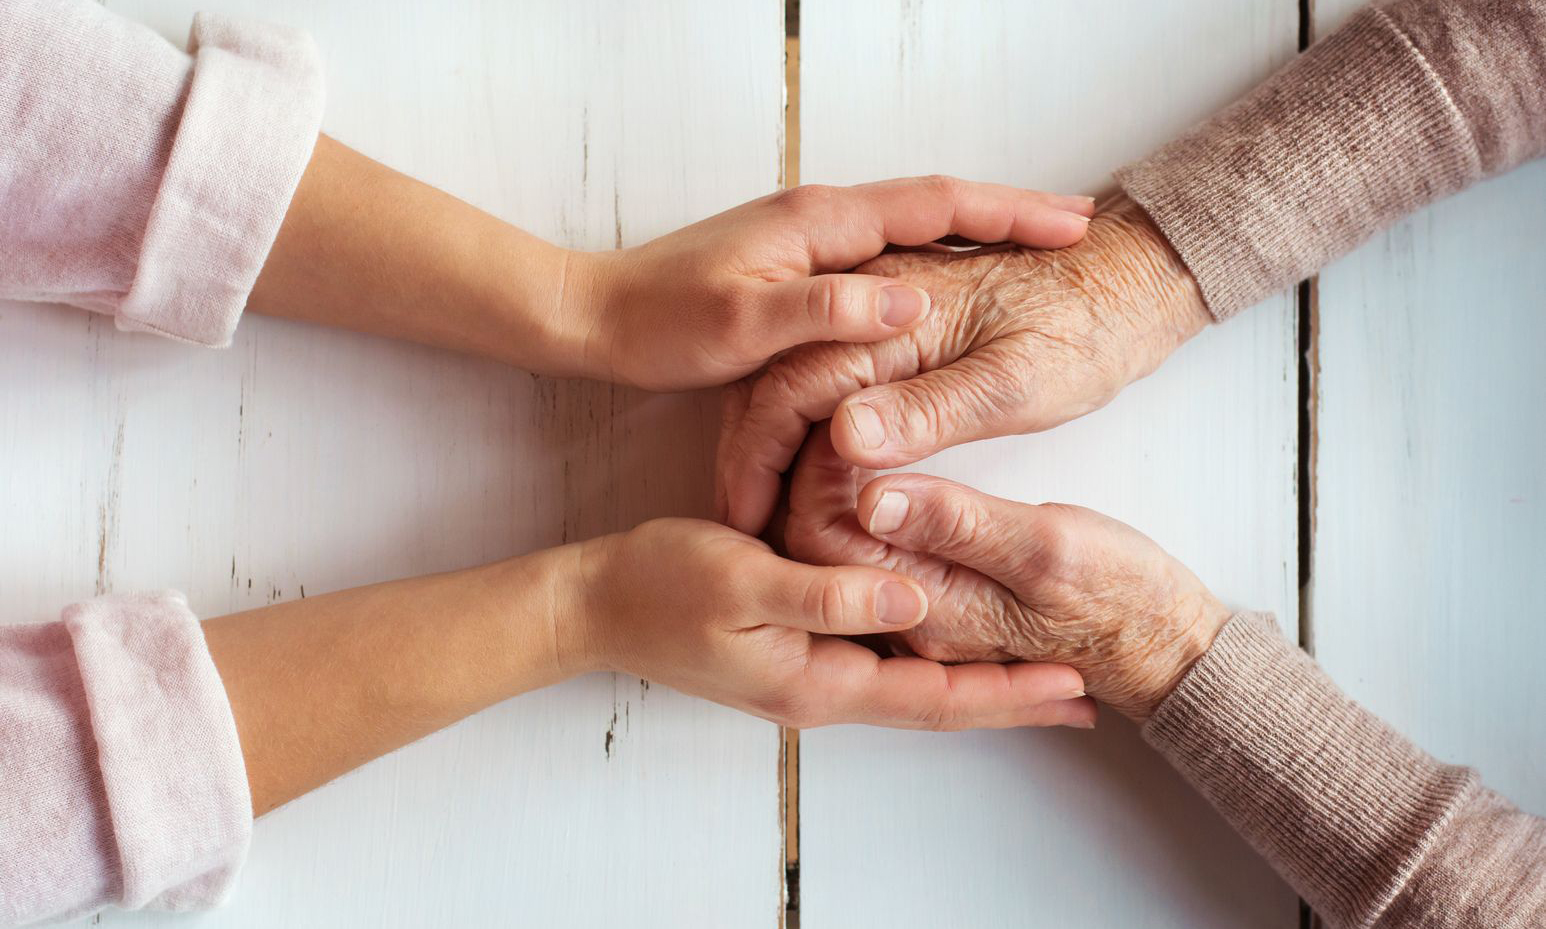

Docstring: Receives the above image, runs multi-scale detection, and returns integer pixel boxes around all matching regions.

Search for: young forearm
[247,135,592,375]
[202,544,580,816]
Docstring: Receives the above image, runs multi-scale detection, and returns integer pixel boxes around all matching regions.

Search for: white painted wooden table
[0,1,1538,926]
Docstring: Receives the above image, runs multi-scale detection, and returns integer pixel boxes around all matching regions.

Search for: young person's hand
[565,177,1095,390]
[252,139,1091,390]
[557,517,1094,731]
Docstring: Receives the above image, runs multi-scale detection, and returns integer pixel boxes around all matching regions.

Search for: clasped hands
[533,177,1229,731]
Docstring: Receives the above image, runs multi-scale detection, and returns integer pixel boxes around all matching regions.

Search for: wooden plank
[1313,0,1546,816]
[0,0,785,924]
[797,2,1301,925]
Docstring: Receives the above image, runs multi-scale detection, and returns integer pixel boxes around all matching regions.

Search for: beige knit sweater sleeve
[1116,0,1546,319]
[1144,613,1546,928]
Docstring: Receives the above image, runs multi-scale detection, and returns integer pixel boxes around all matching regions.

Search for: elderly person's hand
[568,516,1095,730]
[717,193,1209,535]
[780,426,1228,720]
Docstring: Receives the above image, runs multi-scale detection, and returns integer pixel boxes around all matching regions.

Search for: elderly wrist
[1084,193,1211,374]
[1129,596,1232,721]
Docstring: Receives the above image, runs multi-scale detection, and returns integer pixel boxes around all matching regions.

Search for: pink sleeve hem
[63,591,251,914]
[115,14,324,347]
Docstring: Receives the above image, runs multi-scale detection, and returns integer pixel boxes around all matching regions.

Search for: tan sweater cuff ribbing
[1143,612,1478,929]
[1115,6,1479,320]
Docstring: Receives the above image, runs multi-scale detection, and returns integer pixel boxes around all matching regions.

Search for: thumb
[854,474,1058,588]
[830,349,1028,469]
[755,274,930,351]
[745,549,929,637]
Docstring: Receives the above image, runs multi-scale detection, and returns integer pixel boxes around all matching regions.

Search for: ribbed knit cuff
[64,592,251,912]
[1143,612,1478,929]
[117,14,323,347]
[1115,6,1479,321]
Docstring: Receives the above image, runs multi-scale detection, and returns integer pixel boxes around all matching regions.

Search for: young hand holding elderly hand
[706,193,1231,722]
[204,141,1105,817]
[717,193,1211,536]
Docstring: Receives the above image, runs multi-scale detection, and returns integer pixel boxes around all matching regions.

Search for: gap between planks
[1298,8,1325,929]
[779,3,801,928]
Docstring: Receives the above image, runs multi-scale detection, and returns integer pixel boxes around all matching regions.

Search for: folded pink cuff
[0,593,250,926]
[115,14,324,346]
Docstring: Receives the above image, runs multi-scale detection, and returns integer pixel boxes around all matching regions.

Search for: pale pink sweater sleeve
[0,593,251,927]
[0,0,324,345]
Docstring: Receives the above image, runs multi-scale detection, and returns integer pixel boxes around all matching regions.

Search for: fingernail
[1062,210,1091,224]
[877,581,924,625]
[1069,717,1096,730]
[1046,193,1097,215]
[1068,688,1086,699]
[846,402,887,450]
[868,491,910,535]
[879,285,928,327]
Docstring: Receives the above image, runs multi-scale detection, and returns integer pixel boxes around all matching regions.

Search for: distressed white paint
[799,2,1301,926]
[0,0,784,925]
[1313,0,1546,816]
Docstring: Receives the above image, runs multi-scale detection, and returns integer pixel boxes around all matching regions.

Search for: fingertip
[865,489,911,537]
[854,473,923,539]
[1039,192,1097,217]
[1060,696,1099,730]
[875,578,927,627]
[1047,209,1092,245]
[831,393,908,469]
[878,284,930,330]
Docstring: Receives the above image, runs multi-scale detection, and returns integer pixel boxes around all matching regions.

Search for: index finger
[802,176,1093,273]
[804,637,1095,731]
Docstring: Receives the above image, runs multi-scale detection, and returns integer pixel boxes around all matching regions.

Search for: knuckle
[1028,507,1079,577]
[937,498,983,550]
[760,690,819,729]
[755,357,811,406]
[801,575,847,634]
[919,173,963,200]
[890,380,952,447]
[807,276,859,331]
[774,183,836,214]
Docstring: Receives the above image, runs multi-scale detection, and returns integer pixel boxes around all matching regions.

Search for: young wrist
[541,535,618,677]
[472,541,610,693]
[472,231,610,379]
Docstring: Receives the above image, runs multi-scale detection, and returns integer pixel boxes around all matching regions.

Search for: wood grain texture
[1312,0,1546,816]
[798,2,1302,926]
[0,0,784,925]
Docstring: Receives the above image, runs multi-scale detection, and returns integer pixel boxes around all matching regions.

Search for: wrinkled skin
[718,193,1212,535]
[780,426,1230,721]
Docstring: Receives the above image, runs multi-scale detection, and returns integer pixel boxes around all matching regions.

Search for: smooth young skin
[218,137,1099,815]
[217,136,1100,809]
[250,136,1096,387]
[782,424,1229,721]
[718,194,1212,535]
[207,518,1091,817]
